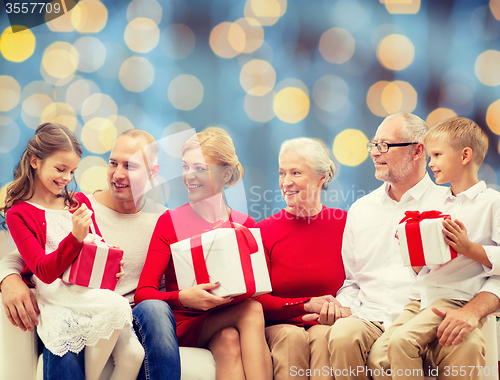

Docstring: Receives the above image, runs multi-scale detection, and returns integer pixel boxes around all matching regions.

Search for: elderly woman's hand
[303,295,340,313]
[178,282,232,311]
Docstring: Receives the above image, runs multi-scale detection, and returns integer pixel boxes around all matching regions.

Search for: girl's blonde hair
[1,123,83,222]
[181,127,243,187]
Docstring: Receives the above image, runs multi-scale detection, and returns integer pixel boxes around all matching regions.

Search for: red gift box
[62,235,123,290]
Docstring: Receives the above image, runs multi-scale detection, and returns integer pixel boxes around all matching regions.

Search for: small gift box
[171,223,272,298]
[62,233,123,290]
[397,210,457,267]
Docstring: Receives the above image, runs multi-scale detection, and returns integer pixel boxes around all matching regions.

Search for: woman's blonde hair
[181,127,244,187]
[279,137,335,190]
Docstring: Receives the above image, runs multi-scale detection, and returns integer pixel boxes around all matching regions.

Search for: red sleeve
[6,205,83,284]
[134,213,185,310]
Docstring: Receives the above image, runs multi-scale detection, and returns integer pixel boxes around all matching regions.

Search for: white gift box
[397,211,457,267]
[171,226,272,298]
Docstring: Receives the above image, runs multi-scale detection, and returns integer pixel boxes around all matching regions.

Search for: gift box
[397,210,457,267]
[171,224,272,298]
[62,234,123,290]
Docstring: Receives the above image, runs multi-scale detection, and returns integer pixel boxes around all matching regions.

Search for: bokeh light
[0,117,20,153]
[319,28,355,64]
[440,83,474,115]
[124,18,160,53]
[0,27,36,62]
[97,42,129,79]
[426,108,457,128]
[240,59,276,96]
[71,0,108,33]
[119,57,155,92]
[81,118,117,154]
[65,79,101,111]
[377,34,415,71]
[312,75,348,113]
[73,37,106,73]
[81,94,118,123]
[160,24,196,60]
[491,0,500,20]
[475,50,500,86]
[244,0,287,26]
[161,122,193,158]
[367,81,417,117]
[486,100,500,135]
[42,42,79,79]
[234,18,265,54]
[210,22,246,59]
[273,87,309,123]
[21,94,54,129]
[333,129,369,166]
[168,75,204,111]
[75,156,108,193]
[113,116,135,135]
[0,76,21,112]
[40,102,78,131]
[127,0,163,25]
[384,0,421,14]
[244,92,275,122]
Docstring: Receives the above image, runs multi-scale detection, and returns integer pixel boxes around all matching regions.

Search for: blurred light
[119,57,155,92]
[440,83,474,115]
[21,94,54,129]
[0,117,20,153]
[381,82,403,114]
[40,102,78,131]
[125,18,160,53]
[332,0,369,33]
[42,42,79,79]
[367,81,417,117]
[81,94,118,123]
[46,0,77,32]
[244,92,275,122]
[160,24,196,60]
[240,59,276,96]
[314,101,350,127]
[238,40,274,66]
[333,129,369,166]
[478,163,497,185]
[426,108,457,128]
[119,104,146,130]
[97,42,129,79]
[73,37,106,73]
[127,0,162,25]
[319,28,355,64]
[475,50,500,86]
[65,79,101,111]
[244,0,287,26]
[113,115,135,135]
[312,75,348,113]
[81,117,117,154]
[0,27,36,62]
[384,0,420,14]
[75,156,108,193]
[235,18,265,54]
[486,100,500,135]
[0,76,21,112]
[161,122,193,157]
[71,0,108,33]
[274,78,309,96]
[491,0,500,20]
[273,87,309,123]
[168,75,204,111]
[210,22,245,59]
[377,34,414,71]
[21,81,56,101]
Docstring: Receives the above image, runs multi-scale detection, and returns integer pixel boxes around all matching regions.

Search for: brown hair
[1,123,83,226]
[424,116,488,165]
[181,127,243,187]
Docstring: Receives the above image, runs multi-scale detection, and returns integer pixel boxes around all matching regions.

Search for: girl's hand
[72,204,92,243]
[178,282,232,310]
[116,259,125,285]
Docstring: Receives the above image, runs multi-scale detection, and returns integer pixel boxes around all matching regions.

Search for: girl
[1,123,144,380]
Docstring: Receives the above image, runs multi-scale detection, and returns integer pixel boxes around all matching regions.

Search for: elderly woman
[254,138,348,380]
[135,127,272,380]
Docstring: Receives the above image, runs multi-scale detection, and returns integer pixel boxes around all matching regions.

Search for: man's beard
[374,152,414,184]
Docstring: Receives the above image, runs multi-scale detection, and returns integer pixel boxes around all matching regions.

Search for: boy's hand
[72,204,92,243]
[442,219,472,255]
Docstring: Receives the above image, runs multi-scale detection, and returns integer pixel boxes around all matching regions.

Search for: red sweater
[254,206,347,328]
[5,193,99,285]
[135,203,256,347]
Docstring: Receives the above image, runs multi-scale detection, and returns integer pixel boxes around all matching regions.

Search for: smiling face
[278,151,325,211]
[426,138,463,185]
[31,149,80,198]
[371,117,415,185]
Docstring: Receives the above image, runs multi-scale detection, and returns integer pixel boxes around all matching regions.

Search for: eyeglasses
[366,142,418,153]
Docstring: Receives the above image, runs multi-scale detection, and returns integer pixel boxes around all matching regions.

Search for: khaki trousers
[325,317,385,380]
[265,324,332,380]
[368,299,486,380]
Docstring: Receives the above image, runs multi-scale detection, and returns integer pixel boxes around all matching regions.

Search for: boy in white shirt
[375,117,500,380]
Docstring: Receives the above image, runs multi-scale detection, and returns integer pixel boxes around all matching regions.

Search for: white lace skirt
[34,277,133,357]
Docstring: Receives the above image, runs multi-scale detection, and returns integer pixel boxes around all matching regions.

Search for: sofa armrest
[0,292,38,380]
[180,347,216,380]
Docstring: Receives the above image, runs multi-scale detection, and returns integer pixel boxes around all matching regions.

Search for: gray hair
[279,137,335,190]
[384,112,428,143]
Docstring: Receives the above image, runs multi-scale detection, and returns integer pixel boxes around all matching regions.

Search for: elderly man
[322,113,500,380]
[0,129,181,380]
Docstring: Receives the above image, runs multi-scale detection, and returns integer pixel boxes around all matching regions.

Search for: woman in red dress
[135,127,272,380]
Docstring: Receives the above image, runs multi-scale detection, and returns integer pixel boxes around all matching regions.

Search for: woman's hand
[116,259,124,285]
[178,282,232,311]
[303,295,340,313]
[72,204,92,243]
[302,302,351,325]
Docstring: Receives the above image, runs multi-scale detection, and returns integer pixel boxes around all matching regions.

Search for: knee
[239,300,265,327]
[327,324,362,354]
[132,300,177,342]
[133,300,174,322]
[271,325,309,351]
[209,327,241,359]
[387,329,411,359]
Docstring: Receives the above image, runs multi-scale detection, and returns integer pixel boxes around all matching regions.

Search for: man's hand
[303,295,340,313]
[0,274,39,332]
[303,302,351,325]
[178,282,232,311]
[432,306,479,346]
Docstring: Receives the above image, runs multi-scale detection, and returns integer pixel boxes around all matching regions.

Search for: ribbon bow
[399,210,445,224]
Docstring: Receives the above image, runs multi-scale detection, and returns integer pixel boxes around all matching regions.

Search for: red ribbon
[399,210,457,266]
[189,222,258,297]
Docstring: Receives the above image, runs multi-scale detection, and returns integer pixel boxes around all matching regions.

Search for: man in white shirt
[323,113,500,380]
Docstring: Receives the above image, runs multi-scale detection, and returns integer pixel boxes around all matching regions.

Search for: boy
[380,117,500,380]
